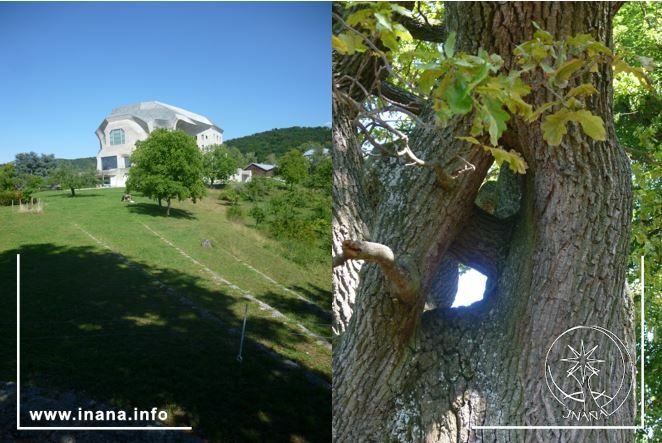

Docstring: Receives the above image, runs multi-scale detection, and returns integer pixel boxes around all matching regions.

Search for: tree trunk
[158,197,162,207]
[70,187,75,197]
[332,2,635,442]
[166,198,171,216]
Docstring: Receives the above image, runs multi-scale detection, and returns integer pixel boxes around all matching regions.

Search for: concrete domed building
[95,101,223,187]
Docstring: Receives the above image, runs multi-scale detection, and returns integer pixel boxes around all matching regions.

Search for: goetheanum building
[95,101,223,187]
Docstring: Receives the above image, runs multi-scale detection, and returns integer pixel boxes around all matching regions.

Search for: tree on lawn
[332,2,654,442]
[203,144,245,185]
[51,164,98,197]
[278,149,309,186]
[126,129,206,216]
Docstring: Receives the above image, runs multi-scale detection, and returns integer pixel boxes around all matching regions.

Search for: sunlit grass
[0,187,330,441]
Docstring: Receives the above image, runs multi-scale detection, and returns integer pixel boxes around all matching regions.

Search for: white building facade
[95,101,223,187]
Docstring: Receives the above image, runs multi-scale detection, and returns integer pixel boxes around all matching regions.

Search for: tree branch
[448,206,514,279]
[611,1,626,18]
[395,15,447,43]
[334,239,419,304]
[380,82,424,115]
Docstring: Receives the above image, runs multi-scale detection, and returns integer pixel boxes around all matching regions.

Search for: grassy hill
[0,188,330,441]
[56,156,96,170]
[225,126,331,161]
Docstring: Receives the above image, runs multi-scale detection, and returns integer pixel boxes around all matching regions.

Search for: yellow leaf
[346,9,373,27]
[541,108,572,146]
[566,84,598,98]
[571,110,606,141]
[527,101,559,122]
[332,35,348,54]
[483,146,528,174]
[541,108,605,145]
[333,33,368,56]
[456,136,481,145]
[614,58,653,89]
[553,59,584,82]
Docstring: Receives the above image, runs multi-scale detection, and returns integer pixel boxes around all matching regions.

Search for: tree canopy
[202,144,245,185]
[51,164,98,197]
[278,149,309,186]
[126,129,206,215]
[612,2,661,437]
[14,152,56,177]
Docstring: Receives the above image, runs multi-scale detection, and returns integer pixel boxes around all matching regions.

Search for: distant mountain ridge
[225,126,331,161]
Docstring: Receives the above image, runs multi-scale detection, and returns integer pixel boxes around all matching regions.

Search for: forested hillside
[225,126,331,161]
[56,157,96,170]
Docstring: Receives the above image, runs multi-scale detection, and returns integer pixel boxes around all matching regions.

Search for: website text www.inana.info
[28,407,168,423]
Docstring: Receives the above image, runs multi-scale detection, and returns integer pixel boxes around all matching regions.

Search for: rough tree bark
[332,2,635,442]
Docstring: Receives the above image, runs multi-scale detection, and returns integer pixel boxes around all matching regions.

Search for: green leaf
[456,136,481,145]
[484,146,528,174]
[553,59,584,82]
[531,42,549,61]
[373,12,392,32]
[532,22,554,44]
[389,4,413,17]
[393,23,412,42]
[420,69,444,93]
[470,114,483,137]
[586,41,611,56]
[541,108,572,146]
[380,30,399,52]
[444,80,473,115]
[566,83,598,98]
[571,110,606,141]
[346,9,374,27]
[482,97,510,146]
[567,33,594,47]
[444,32,456,58]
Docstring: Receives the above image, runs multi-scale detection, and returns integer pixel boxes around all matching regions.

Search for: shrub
[226,204,244,221]
[0,190,24,206]
[220,189,241,205]
[249,206,266,225]
[242,177,272,202]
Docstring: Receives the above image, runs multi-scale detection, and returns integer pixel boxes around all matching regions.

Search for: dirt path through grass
[74,223,331,388]
[140,223,331,349]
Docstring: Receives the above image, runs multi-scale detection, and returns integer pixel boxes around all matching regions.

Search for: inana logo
[544,325,634,422]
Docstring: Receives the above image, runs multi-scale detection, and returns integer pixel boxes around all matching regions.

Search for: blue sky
[0,2,330,163]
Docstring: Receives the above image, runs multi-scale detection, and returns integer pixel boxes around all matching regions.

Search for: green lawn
[0,188,331,442]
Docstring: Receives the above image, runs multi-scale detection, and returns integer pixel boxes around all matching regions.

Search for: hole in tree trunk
[451,265,487,308]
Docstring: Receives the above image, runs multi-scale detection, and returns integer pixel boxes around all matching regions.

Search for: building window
[109,128,125,145]
[101,156,118,170]
[123,156,131,168]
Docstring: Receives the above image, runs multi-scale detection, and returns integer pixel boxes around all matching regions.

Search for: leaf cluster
[333,3,656,175]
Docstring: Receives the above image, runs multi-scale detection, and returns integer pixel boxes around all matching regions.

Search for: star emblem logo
[561,340,604,384]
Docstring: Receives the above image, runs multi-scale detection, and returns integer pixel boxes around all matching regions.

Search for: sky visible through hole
[452,268,487,307]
